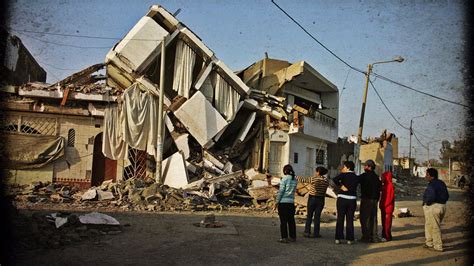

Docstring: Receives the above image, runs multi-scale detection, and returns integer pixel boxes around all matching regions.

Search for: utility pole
[448,157,451,184]
[354,64,372,174]
[156,40,166,184]
[409,119,413,173]
[408,114,425,176]
[354,56,404,174]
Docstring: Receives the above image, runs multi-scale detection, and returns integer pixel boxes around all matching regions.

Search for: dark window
[316,149,325,165]
[68,129,75,147]
[294,152,299,164]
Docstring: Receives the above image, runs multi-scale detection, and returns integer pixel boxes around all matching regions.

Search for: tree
[439,139,467,173]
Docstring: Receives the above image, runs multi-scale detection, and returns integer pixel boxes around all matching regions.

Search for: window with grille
[316,149,325,165]
[0,115,57,136]
[0,115,19,132]
[68,129,75,147]
[123,148,147,180]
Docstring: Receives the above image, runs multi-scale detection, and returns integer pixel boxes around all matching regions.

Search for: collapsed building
[1,5,340,209]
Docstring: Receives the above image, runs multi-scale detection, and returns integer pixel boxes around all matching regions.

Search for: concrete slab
[105,16,169,74]
[233,112,256,146]
[174,133,190,160]
[162,151,189,188]
[174,91,228,147]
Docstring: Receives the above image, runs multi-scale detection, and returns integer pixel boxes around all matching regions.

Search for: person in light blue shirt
[275,164,298,243]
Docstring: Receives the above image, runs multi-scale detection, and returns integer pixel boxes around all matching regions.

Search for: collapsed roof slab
[174,91,228,147]
[105,16,169,75]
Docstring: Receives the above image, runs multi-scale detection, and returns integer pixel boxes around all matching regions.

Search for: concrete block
[162,151,189,189]
[203,151,225,170]
[174,133,190,160]
[81,188,97,201]
[97,190,114,201]
[105,16,169,74]
[174,91,228,147]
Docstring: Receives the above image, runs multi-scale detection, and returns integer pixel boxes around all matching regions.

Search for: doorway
[91,132,117,186]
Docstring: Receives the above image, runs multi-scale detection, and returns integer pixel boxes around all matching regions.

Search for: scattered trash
[193,213,225,228]
[78,212,120,226]
[397,208,414,218]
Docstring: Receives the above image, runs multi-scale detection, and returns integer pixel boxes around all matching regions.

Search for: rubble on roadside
[9,210,125,252]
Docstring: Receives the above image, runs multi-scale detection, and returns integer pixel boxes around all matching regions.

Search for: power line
[5,26,163,42]
[412,131,428,149]
[371,72,468,108]
[368,78,410,130]
[270,1,468,109]
[271,0,364,74]
[37,61,80,71]
[17,31,111,49]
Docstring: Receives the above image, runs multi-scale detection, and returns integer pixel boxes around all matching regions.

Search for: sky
[5,0,467,162]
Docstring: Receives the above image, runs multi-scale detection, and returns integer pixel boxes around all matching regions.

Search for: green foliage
[439,138,466,173]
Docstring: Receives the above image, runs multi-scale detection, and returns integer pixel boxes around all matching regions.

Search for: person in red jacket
[380,171,395,241]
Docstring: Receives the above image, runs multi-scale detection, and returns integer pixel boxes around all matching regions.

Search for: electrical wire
[37,60,81,71]
[17,31,112,49]
[368,78,410,130]
[371,72,468,108]
[271,0,365,74]
[270,0,468,109]
[412,130,428,149]
[5,26,162,42]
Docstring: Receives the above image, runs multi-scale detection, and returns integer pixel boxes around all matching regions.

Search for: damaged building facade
[2,5,339,190]
[239,58,338,177]
[1,64,119,188]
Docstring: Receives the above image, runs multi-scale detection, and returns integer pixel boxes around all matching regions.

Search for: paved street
[12,187,470,265]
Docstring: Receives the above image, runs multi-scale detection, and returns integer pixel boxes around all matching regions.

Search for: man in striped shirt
[296,166,330,238]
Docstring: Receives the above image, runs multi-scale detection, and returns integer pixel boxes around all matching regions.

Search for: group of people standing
[274,160,394,244]
[275,161,450,251]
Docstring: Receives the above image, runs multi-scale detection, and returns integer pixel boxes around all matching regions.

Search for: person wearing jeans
[275,164,298,243]
[296,166,329,238]
[332,161,359,245]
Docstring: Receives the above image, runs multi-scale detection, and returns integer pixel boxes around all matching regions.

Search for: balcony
[289,111,337,143]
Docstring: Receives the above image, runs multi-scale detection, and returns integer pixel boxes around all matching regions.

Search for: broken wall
[1,33,46,85]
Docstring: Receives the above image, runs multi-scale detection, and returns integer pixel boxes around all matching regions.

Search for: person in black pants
[332,161,359,245]
[275,164,298,243]
[297,166,330,238]
[359,159,382,243]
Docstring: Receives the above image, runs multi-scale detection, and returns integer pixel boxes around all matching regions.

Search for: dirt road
[10,187,472,265]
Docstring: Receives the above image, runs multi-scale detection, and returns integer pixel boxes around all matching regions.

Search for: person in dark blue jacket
[332,161,359,244]
[422,168,449,252]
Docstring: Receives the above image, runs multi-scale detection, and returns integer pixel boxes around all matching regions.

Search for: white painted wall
[288,134,328,177]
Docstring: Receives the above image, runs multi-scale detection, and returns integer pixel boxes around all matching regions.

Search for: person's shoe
[289,238,296,242]
[335,239,341,244]
[278,238,289,243]
[347,240,354,245]
[423,244,433,249]
[313,234,322,238]
[433,248,443,252]
[381,238,387,242]
[371,237,382,243]
[303,233,311,238]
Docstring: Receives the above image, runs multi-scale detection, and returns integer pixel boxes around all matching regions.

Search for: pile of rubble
[12,171,281,212]
[9,210,124,253]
